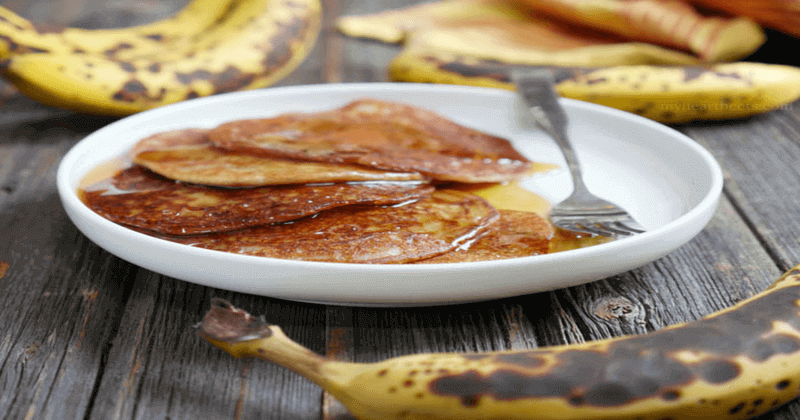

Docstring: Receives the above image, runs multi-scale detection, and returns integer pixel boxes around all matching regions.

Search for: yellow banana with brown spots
[0,0,321,115]
[0,0,240,59]
[200,264,800,419]
[389,50,800,124]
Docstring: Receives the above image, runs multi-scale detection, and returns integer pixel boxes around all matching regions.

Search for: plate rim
[56,83,724,304]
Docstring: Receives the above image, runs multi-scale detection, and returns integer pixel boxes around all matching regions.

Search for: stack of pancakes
[82,99,554,264]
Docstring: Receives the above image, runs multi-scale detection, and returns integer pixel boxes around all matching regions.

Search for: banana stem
[198,299,364,392]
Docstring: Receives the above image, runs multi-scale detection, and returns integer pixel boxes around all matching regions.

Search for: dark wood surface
[2,0,800,419]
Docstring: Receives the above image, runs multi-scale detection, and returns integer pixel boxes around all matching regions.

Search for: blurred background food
[0,0,322,115]
[0,0,798,121]
[336,0,800,123]
[338,0,799,67]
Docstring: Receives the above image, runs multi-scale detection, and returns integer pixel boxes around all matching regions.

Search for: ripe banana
[200,263,800,420]
[389,50,800,123]
[0,0,321,115]
[0,0,239,59]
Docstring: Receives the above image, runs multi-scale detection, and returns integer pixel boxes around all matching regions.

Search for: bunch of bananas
[201,264,800,419]
[0,0,321,115]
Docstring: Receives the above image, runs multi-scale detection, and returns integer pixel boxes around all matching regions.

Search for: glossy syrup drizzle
[79,159,610,261]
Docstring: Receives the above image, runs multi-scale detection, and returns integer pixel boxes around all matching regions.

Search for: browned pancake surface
[208,99,531,183]
[154,190,499,264]
[416,210,554,263]
[131,128,423,186]
[82,166,434,235]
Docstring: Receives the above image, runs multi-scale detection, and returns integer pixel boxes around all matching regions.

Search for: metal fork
[511,68,645,237]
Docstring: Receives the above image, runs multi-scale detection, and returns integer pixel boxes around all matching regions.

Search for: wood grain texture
[554,197,780,341]
[1,0,800,419]
[679,109,800,270]
[0,120,128,419]
[323,306,358,420]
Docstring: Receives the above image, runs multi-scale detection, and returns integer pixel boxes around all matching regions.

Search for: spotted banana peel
[0,0,240,59]
[0,0,321,115]
[199,263,800,420]
[389,50,800,124]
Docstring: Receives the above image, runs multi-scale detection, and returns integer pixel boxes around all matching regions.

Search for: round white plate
[57,83,723,306]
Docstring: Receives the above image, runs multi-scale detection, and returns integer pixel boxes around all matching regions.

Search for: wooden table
[2,0,800,419]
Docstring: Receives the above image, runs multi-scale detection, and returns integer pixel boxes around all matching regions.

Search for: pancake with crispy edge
[132,128,424,186]
[416,209,554,263]
[208,99,532,183]
[81,166,434,236]
[150,189,499,264]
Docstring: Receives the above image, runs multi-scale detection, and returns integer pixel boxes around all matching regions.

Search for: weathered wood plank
[0,118,130,420]
[679,106,800,270]
[553,196,780,340]
[88,281,327,420]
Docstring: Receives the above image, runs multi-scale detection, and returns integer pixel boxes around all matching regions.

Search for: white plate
[57,83,723,306]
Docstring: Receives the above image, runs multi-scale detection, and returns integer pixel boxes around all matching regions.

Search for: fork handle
[512,69,589,192]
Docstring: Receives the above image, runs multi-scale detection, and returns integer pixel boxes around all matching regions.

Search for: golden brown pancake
[152,189,500,264]
[81,166,434,236]
[131,128,423,186]
[416,210,554,263]
[208,99,531,183]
